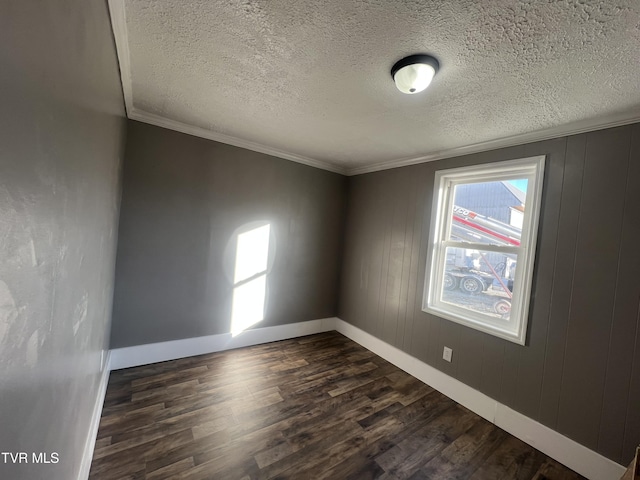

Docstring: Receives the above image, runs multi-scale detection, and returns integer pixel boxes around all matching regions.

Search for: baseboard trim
[78,350,111,480]
[102,318,625,479]
[109,318,337,370]
[333,318,625,480]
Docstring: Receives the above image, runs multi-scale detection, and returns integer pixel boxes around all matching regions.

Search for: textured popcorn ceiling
[112,0,640,174]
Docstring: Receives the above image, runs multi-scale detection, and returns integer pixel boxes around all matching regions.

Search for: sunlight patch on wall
[231,223,270,336]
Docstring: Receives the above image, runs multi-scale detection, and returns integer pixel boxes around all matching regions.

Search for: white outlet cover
[443,346,453,362]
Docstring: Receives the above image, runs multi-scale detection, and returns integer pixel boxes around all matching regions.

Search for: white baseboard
[100,317,625,480]
[109,318,337,370]
[333,318,625,480]
[78,349,111,480]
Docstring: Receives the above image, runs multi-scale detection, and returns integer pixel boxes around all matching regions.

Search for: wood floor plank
[418,419,509,478]
[375,404,479,478]
[145,457,195,480]
[90,332,584,479]
[468,434,547,480]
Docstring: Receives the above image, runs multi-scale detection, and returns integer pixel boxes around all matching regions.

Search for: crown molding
[123,107,640,177]
[128,109,347,174]
[108,0,133,116]
[110,0,639,178]
[345,113,640,176]
[108,0,345,175]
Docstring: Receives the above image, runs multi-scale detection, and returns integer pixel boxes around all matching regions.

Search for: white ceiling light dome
[391,54,440,94]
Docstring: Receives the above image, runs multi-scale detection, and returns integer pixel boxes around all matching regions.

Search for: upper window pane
[448,180,526,247]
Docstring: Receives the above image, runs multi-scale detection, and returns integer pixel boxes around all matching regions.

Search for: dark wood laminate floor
[90,332,585,480]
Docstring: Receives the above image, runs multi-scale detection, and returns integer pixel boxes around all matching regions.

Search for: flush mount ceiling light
[391,54,440,94]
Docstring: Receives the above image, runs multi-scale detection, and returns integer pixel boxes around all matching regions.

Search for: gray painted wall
[339,124,640,465]
[0,1,126,479]
[110,121,346,348]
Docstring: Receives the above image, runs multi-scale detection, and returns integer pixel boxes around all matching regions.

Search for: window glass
[440,246,518,321]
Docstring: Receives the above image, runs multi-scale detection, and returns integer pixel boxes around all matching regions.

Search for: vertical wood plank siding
[338,125,640,465]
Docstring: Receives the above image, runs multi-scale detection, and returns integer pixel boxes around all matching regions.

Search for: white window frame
[422,156,545,345]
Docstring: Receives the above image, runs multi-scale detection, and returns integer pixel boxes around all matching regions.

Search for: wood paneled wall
[338,124,640,465]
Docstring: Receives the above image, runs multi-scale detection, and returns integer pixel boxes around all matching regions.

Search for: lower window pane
[440,247,518,321]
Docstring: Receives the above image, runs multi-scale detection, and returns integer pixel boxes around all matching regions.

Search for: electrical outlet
[443,346,453,363]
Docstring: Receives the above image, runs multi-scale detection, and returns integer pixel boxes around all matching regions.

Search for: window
[423,156,545,344]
